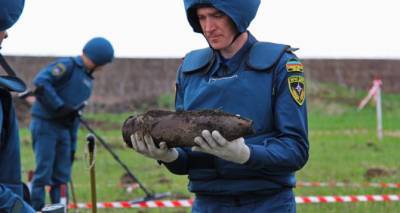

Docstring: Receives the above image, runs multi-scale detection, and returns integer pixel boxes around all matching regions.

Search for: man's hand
[192,130,250,164]
[130,133,178,163]
[57,105,77,118]
[17,89,36,105]
[25,96,36,105]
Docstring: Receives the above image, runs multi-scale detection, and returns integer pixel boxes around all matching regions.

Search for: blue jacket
[31,56,93,120]
[164,33,309,195]
[31,56,93,144]
[0,89,34,211]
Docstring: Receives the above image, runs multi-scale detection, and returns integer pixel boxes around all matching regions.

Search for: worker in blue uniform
[130,0,309,212]
[0,0,36,212]
[29,37,114,211]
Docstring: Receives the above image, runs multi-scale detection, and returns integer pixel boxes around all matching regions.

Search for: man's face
[0,31,8,47]
[196,7,237,50]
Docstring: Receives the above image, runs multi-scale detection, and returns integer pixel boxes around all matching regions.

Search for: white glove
[130,133,178,163]
[192,130,250,164]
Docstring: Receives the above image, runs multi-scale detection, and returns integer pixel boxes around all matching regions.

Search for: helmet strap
[228,32,243,48]
[0,54,17,77]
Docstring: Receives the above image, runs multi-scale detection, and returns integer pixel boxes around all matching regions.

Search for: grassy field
[19,82,400,212]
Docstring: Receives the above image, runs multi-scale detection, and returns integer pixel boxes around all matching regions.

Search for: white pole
[375,81,383,142]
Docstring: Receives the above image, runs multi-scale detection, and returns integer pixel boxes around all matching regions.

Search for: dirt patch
[120,172,138,186]
[364,167,396,180]
[157,175,172,184]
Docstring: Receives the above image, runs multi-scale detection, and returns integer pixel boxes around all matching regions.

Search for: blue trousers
[191,189,295,213]
[30,118,72,211]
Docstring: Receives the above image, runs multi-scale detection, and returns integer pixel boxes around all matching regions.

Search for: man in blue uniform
[30,37,114,210]
[0,0,36,212]
[130,0,308,212]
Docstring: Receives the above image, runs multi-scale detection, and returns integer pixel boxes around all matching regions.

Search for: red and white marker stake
[357,79,383,142]
[60,184,68,213]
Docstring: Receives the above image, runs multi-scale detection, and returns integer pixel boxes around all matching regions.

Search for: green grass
[19,83,400,212]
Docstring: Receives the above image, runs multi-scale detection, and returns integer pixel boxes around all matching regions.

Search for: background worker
[29,37,114,211]
[130,0,309,212]
[0,0,35,211]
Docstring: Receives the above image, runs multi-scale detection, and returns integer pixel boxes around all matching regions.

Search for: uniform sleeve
[244,53,309,173]
[174,64,185,111]
[161,147,190,174]
[0,185,35,213]
[33,60,73,111]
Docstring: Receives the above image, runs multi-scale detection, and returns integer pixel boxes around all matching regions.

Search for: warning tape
[69,199,193,209]
[68,195,400,208]
[295,194,400,204]
[297,181,400,189]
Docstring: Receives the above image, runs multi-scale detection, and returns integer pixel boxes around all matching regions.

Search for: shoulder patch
[288,75,305,106]
[285,58,304,73]
[51,63,67,77]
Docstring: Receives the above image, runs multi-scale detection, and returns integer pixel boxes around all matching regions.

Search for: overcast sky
[2,0,400,59]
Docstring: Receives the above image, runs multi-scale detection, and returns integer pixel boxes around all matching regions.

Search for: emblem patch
[288,75,305,106]
[51,63,66,77]
[286,58,304,73]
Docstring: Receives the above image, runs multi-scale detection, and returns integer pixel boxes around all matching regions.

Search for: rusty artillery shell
[122,109,254,148]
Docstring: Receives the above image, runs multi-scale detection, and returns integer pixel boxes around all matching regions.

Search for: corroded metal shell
[122,110,254,148]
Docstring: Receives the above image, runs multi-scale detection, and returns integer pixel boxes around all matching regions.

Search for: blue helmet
[184,0,260,34]
[0,0,25,31]
[0,0,26,92]
[83,37,114,66]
